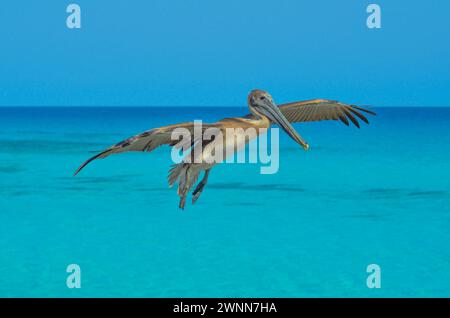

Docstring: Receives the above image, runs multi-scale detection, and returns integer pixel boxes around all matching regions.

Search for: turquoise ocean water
[0,107,449,297]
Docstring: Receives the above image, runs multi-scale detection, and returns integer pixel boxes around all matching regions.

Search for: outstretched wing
[277,99,376,127]
[74,122,217,176]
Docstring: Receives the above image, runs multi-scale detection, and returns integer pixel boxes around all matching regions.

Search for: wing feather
[277,99,375,127]
[342,107,360,128]
[74,122,217,176]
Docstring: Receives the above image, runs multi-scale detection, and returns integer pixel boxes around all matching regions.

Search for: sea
[0,106,449,297]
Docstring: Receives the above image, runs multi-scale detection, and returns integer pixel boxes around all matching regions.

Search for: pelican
[74,89,375,209]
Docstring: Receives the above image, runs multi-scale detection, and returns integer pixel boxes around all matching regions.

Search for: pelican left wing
[74,122,217,176]
[277,99,376,127]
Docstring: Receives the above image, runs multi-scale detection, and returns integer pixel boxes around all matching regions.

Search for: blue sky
[0,0,448,106]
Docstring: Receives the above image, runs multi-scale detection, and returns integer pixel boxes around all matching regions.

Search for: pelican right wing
[74,122,217,176]
[277,99,376,127]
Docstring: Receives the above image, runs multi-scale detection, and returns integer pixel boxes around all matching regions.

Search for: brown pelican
[74,89,375,209]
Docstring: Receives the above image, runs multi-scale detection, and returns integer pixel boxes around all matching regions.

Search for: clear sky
[0,0,448,106]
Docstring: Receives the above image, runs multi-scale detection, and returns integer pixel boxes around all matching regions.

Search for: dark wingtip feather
[347,107,369,125]
[338,115,350,126]
[342,108,360,128]
[73,150,109,176]
[352,105,376,116]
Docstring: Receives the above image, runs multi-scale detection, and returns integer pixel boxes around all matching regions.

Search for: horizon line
[1,105,450,108]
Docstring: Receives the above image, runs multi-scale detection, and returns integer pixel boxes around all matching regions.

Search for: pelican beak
[262,99,309,151]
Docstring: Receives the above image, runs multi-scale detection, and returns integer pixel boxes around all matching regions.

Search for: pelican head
[248,89,309,150]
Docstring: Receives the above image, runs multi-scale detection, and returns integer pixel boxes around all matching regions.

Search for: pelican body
[75,89,375,209]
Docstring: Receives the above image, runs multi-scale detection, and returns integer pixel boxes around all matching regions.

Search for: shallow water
[0,107,449,297]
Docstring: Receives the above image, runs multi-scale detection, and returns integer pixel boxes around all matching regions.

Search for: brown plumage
[254,99,375,128]
[74,90,375,208]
